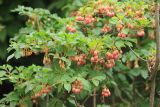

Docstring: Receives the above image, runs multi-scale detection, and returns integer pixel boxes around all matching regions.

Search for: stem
[132,78,136,107]
[149,3,160,107]
[73,96,79,107]
[150,79,156,107]
[112,96,115,107]
[101,96,105,104]
[93,88,97,107]
[46,94,49,107]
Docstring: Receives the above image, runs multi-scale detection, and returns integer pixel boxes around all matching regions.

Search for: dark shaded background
[0,0,87,65]
[0,0,87,99]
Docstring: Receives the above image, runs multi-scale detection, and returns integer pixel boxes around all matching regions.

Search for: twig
[82,95,90,105]
[149,3,160,107]
[93,88,97,107]
[72,96,79,107]
[112,96,116,107]
[132,78,136,107]
[46,94,49,107]
[128,46,148,62]
[101,96,105,104]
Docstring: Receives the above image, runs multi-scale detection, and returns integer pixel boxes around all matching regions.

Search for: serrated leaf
[115,41,125,49]
[92,79,99,86]
[125,38,137,43]
[125,41,133,47]
[109,17,119,24]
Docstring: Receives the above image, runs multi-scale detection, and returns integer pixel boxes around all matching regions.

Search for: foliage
[0,0,159,107]
[0,0,86,61]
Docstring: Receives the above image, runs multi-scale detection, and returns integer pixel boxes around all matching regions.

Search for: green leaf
[110,81,117,86]
[0,71,6,77]
[92,75,106,81]
[117,74,126,81]
[7,54,14,62]
[10,102,17,107]
[125,38,137,43]
[125,41,133,47]
[22,96,33,107]
[114,86,121,97]
[48,98,63,107]
[115,40,125,49]
[140,70,148,79]
[103,35,113,48]
[109,17,119,24]
[130,68,141,77]
[64,83,71,92]
[67,98,76,106]
[127,51,137,61]
[92,27,101,35]
[25,84,34,94]
[61,57,71,68]
[139,18,150,26]
[78,78,91,92]
[122,28,129,35]
[7,92,19,101]
[92,79,99,86]
[34,85,42,93]
[66,49,77,56]
[14,51,21,59]
[116,13,125,20]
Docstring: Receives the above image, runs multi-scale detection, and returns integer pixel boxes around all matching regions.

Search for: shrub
[0,0,158,107]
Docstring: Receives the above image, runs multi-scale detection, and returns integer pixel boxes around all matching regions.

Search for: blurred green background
[0,0,87,64]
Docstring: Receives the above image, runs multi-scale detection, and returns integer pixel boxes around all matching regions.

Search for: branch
[150,3,160,82]
[128,46,148,62]
[149,3,160,107]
